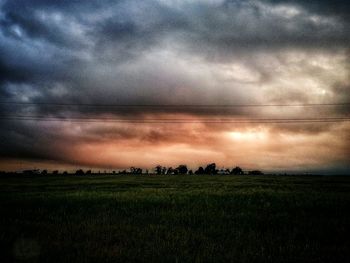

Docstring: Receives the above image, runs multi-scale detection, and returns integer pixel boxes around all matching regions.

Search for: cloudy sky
[0,0,349,173]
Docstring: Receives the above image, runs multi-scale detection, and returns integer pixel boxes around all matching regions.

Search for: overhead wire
[1,101,349,124]
[0,101,350,107]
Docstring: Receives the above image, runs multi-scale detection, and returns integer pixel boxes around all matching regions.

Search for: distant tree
[249,170,264,175]
[231,166,244,175]
[52,170,59,175]
[86,170,92,175]
[161,166,167,175]
[204,163,217,175]
[195,167,205,175]
[176,165,188,174]
[155,165,163,175]
[75,169,84,175]
[166,167,174,175]
[41,170,48,175]
[130,167,142,174]
[188,170,193,175]
[63,171,68,175]
[155,165,167,175]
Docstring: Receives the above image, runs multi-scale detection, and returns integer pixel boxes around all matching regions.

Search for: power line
[1,102,349,123]
[1,116,349,124]
[1,101,350,108]
[1,115,350,121]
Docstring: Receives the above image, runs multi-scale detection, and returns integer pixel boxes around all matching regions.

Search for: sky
[0,0,349,173]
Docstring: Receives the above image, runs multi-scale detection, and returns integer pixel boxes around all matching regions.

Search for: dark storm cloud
[1,0,349,107]
[1,0,349,86]
[0,1,94,48]
[262,0,350,20]
[0,120,69,162]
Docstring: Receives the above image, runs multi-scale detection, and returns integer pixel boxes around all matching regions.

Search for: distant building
[23,169,40,175]
[217,169,230,175]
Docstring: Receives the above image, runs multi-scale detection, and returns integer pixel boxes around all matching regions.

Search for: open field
[0,175,349,262]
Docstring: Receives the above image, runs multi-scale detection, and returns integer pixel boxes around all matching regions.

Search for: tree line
[75,163,263,175]
[153,163,263,175]
[2,163,264,176]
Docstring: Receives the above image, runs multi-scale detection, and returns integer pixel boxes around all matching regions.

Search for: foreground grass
[0,175,349,262]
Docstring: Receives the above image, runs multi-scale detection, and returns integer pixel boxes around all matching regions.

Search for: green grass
[0,175,349,262]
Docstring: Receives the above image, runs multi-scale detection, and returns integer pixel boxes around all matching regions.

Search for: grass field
[0,174,349,262]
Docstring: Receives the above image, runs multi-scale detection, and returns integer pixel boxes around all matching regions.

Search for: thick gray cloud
[262,0,350,21]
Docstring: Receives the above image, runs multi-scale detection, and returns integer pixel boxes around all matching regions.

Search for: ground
[0,174,349,262]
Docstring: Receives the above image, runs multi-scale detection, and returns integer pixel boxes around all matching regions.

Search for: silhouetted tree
[166,167,174,175]
[155,165,167,174]
[41,170,47,175]
[86,170,92,175]
[161,166,167,175]
[130,167,142,174]
[52,170,59,175]
[195,167,205,175]
[204,163,217,175]
[75,169,84,175]
[63,171,68,175]
[176,165,188,174]
[188,170,193,175]
[155,165,162,175]
[231,166,244,175]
